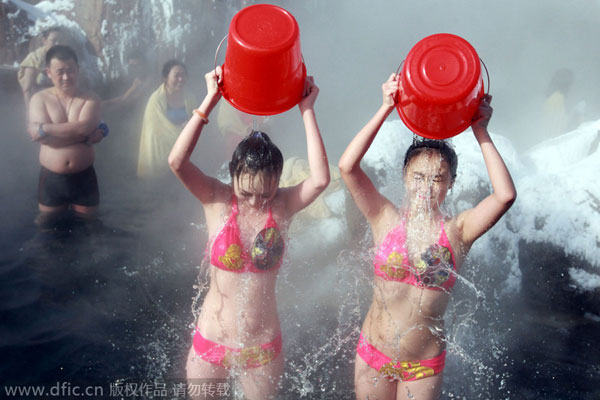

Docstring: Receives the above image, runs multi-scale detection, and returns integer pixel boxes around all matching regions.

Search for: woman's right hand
[382,73,399,109]
[204,66,223,102]
[299,76,319,113]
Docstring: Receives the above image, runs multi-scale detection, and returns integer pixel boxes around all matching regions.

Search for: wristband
[38,123,47,138]
[194,109,209,124]
[98,122,109,137]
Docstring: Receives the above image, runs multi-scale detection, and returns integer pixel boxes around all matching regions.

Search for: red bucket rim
[396,33,486,139]
[216,4,306,115]
[229,4,299,53]
[220,63,307,116]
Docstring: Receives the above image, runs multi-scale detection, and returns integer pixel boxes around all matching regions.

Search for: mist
[277,0,600,154]
[1,1,599,399]
[4,0,599,158]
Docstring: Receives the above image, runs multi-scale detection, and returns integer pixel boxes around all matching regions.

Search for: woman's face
[233,171,279,210]
[403,149,453,209]
[165,65,187,92]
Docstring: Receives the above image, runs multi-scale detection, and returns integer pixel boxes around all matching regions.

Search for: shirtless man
[28,45,105,225]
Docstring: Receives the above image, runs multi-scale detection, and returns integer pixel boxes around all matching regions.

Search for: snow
[8,0,196,82]
[517,121,600,262]
[569,267,600,291]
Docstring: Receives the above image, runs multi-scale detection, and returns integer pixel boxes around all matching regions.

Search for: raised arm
[280,76,330,216]
[168,67,228,205]
[457,95,517,246]
[338,73,398,224]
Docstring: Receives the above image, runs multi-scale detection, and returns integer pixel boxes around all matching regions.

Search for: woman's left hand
[299,76,319,113]
[472,94,493,131]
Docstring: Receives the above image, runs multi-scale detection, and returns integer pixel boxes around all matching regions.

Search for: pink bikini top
[373,219,457,291]
[210,195,285,273]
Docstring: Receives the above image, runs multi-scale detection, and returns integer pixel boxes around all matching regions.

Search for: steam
[1,1,599,398]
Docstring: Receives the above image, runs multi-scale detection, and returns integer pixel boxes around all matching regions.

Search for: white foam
[569,267,600,291]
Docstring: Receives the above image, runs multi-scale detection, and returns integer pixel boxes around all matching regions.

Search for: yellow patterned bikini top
[210,195,285,273]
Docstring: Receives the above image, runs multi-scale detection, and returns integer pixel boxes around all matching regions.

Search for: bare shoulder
[203,186,233,229]
[31,87,53,103]
[269,188,292,219]
[371,201,400,243]
[74,90,101,119]
[444,212,472,259]
[77,89,101,103]
[452,209,470,237]
[202,182,232,209]
[28,89,52,120]
[444,214,462,240]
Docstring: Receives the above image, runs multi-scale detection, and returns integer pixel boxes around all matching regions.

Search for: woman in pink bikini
[168,67,329,399]
[338,74,516,400]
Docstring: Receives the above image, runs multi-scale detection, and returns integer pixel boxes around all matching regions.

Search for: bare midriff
[361,276,450,362]
[39,143,94,174]
[196,266,281,347]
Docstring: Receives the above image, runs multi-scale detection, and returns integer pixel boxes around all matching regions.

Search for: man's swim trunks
[38,165,99,207]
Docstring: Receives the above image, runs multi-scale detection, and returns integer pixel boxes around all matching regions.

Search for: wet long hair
[228,131,284,187]
[403,139,458,182]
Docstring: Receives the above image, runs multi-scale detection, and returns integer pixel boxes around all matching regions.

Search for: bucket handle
[480,57,490,97]
[214,34,228,84]
[393,58,490,99]
[394,60,404,78]
[392,61,404,103]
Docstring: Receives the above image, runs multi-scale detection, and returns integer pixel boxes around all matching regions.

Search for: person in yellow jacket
[217,100,269,157]
[137,60,196,178]
[540,68,573,139]
[18,27,64,107]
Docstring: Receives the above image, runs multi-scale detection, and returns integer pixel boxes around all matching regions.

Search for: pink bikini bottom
[193,329,282,369]
[357,332,446,381]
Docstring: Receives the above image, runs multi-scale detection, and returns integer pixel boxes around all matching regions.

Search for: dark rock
[518,239,599,315]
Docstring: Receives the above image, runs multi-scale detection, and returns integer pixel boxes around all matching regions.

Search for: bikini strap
[264,203,278,228]
[438,219,447,243]
[230,194,239,215]
[438,219,456,266]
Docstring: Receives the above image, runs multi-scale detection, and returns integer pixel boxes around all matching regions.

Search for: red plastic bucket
[396,33,486,139]
[218,4,306,116]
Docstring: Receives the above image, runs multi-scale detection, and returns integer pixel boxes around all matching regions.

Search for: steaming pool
[1,79,599,399]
